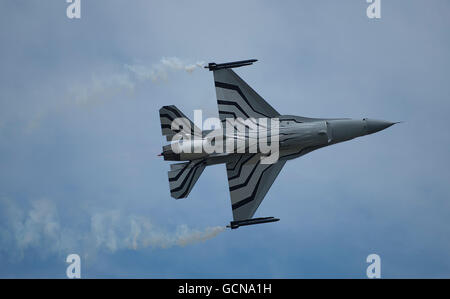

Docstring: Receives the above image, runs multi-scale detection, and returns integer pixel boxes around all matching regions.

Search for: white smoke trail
[175,225,226,247]
[90,210,225,252]
[0,198,226,260]
[65,57,203,107]
[160,57,205,73]
[125,57,205,82]
[26,57,204,132]
[69,72,136,106]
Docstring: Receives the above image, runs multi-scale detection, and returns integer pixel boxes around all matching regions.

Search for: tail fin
[168,160,206,199]
[159,105,201,141]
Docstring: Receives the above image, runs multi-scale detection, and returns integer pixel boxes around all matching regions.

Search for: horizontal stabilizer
[159,105,201,142]
[168,160,206,199]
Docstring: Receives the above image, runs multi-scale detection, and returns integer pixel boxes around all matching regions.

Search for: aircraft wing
[226,154,286,221]
[212,67,279,121]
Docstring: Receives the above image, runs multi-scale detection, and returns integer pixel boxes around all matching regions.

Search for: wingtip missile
[227,216,280,229]
[205,59,258,71]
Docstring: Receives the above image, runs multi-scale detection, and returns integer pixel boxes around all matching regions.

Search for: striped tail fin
[168,160,206,199]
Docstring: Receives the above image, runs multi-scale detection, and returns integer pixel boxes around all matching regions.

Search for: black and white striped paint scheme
[159,59,397,229]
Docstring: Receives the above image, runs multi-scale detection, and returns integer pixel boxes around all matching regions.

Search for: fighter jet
[159,59,396,229]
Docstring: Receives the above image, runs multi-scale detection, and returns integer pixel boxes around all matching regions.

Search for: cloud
[0,198,225,261]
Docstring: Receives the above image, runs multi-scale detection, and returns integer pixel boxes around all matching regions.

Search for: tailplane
[167,160,206,199]
[159,105,201,141]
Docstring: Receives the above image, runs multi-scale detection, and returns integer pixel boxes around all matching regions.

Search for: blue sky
[0,0,449,278]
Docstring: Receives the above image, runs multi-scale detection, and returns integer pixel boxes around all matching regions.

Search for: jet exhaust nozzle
[227,216,280,229]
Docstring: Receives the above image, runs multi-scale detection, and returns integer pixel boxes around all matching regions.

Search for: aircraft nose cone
[365,119,396,134]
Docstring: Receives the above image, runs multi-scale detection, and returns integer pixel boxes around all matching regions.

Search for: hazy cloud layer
[1,1,450,278]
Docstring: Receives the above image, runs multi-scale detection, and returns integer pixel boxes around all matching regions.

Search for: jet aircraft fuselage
[161,117,395,165]
[158,59,396,229]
